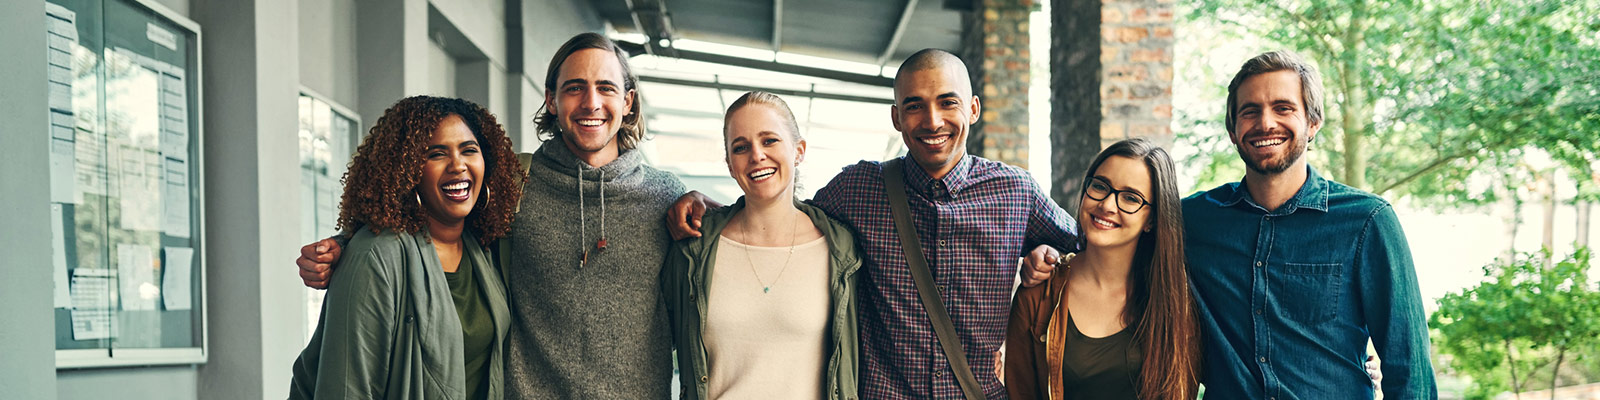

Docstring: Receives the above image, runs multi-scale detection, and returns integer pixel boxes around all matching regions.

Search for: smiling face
[1230,70,1320,176]
[1079,155,1155,251]
[545,48,636,165]
[417,114,485,228]
[725,104,806,203]
[891,66,980,180]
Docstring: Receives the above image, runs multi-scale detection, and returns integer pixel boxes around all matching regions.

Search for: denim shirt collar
[901,154,976,199]
[1217,166,1330,215]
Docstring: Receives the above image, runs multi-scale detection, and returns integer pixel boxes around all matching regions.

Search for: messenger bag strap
[882,158,985,400]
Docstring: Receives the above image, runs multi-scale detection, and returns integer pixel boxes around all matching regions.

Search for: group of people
[286,31,1437,400]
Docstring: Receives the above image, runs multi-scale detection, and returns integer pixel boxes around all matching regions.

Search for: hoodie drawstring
[577,164,607,268]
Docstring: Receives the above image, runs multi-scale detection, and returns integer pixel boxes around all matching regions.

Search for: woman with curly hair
[289,95,525,400]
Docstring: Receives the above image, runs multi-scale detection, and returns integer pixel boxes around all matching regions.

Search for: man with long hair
[297,33,687,399]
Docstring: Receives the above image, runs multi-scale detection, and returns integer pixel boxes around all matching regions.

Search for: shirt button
[700,375,708,383]
[1255,261,1263,267]
[937,285,946,294]
[935,370,944,378]
[1255,309,1263,315]
[1259,357,1267,363]
[938,240,946,247]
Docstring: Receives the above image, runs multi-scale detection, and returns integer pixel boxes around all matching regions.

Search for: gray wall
[0,0,58,397]
[298,0,359,107]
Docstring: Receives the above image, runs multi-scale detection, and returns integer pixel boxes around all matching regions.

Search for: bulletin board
[46,0,206,368]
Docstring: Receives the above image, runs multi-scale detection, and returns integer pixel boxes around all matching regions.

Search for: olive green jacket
[289,227,512,400]
[661,198,864,400]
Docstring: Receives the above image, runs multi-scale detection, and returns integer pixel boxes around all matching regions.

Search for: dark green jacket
[661,198,863,400]
[290,228,511,400]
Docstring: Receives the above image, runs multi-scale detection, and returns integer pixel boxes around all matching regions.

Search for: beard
[1235,134,1309,175]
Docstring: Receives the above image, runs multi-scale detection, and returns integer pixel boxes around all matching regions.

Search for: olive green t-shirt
[446,255,494,400]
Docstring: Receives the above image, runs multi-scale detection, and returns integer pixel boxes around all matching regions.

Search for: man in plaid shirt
[669,49,1079,399]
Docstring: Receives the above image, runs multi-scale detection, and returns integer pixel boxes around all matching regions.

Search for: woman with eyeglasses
[1005,138,1200,400]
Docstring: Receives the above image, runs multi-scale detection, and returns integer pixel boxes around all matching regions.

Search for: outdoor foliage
[1178,0,1600,208]
[1430,249,1600,399]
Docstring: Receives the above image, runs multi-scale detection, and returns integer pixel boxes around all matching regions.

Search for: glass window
[297,93,357,342]
[48,0,205,366]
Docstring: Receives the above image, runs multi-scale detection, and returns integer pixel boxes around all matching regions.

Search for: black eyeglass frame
[1082,177,1151,214]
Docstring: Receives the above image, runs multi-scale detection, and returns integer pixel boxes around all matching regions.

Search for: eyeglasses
[1083,177,1150,214]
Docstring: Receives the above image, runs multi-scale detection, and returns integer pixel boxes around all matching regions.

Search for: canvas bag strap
[882,158,985,400]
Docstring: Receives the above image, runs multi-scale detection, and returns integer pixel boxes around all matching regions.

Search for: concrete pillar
[0,0,60,396]
[354,0,429,134]
[193,0,305,398]
[1049,0,1101,211]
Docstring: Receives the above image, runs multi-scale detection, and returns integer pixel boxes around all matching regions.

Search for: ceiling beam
[877,0,920,67]
[771,0,784,53]
[637,75,893,104]
[617,40,895,87]
[624,0,675,56]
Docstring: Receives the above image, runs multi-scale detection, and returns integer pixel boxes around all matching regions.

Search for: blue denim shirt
[1182,167,1437,399]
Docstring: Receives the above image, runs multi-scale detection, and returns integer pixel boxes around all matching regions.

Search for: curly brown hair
[336,96,526,244]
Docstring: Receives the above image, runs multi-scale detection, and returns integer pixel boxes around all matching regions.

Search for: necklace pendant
[579,249,589,267]
[763,287,770,293]
[596,237,608,251]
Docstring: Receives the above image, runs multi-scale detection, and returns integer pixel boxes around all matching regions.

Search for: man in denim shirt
[1021,50,1436,398]
[1183,51,1436,399]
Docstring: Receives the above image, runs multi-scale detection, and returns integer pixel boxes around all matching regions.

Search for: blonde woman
[661,92,863,399]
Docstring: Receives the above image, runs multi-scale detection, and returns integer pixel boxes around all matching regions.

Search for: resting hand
[1020,245,1073,288]
[1366,354,1382,389]
[666,191,720,240]
[297,238,343,289]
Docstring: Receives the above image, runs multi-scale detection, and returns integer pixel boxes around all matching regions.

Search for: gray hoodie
[502,139,686,399]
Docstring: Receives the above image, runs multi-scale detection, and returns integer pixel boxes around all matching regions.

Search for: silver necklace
[738,210,799,293]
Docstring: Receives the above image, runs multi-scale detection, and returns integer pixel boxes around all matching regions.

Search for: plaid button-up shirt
[810,155,1079,399]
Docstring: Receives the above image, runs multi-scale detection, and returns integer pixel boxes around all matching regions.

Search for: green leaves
[1430,248,1600,396]
[1179,0,1600,207]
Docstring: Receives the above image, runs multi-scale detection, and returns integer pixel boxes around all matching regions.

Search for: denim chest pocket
[1267,262,1344,323]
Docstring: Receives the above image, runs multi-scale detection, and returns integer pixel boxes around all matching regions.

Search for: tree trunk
[1543,173,1557,258]
[1508,339,1525,399]
[1576,201,1591,249]
[1337,2,1370,190]
[1048,0,1101,214]
[1509,190,1524,260]
[1550,348,1565,400]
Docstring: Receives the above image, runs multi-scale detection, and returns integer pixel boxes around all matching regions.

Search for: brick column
[1050,0,1174,211]
[967,0,1032,168]
[1099,1,1175,149]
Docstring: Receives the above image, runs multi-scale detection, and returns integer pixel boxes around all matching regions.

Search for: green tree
[1430,249,1600,399]
[1178,0,1600,206]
